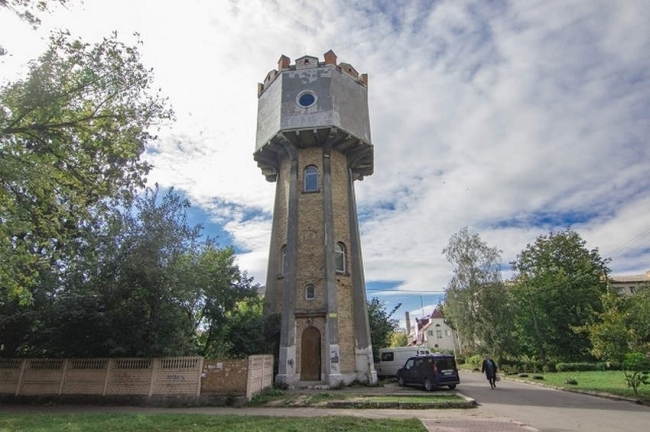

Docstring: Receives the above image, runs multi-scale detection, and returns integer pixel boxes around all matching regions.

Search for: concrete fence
[0,357,203,397]
[0,355,273,402]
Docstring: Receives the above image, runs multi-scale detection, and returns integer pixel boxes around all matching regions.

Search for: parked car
[396,354,460,391]
[376,346,431,378]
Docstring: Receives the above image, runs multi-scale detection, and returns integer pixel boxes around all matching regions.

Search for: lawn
[0,413,427,432]
[512,370,650,402]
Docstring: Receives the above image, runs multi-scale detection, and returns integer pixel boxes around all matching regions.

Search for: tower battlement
[254,50,374,182]
[257,50,368,97]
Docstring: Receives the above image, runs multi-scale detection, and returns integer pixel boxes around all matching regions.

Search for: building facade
[254,51,376,386]
[610,270,650,295]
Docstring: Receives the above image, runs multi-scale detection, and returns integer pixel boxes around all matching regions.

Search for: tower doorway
[301,326,321,381]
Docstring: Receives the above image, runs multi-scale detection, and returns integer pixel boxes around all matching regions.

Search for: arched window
[305,284,316,300]
[303,166,319,192]
[335,242,346,273]
[280,245,287,275]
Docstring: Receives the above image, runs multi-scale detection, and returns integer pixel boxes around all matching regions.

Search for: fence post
[58,359,69,395]
[15,359,26,396]
[196,357,204,399]
[148,358,157,397]
[102,359,113,396]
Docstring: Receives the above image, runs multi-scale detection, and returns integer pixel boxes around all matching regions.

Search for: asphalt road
[458,370,650,432]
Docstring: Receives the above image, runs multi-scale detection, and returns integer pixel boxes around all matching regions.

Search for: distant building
[406,309,460,354]
[610,270,650,295]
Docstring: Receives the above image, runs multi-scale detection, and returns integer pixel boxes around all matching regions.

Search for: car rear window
[435,357,457,369]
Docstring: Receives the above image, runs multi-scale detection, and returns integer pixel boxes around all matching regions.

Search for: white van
[376,347,431,378]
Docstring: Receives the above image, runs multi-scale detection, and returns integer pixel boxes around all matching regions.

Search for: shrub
[565,378,578,385]
[532,374,544,380]
[623,352,650,398]
[556,362,603,372]
[518,373,529,378]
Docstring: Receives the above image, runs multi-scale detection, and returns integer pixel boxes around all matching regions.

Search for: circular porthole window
[297,91,317,108]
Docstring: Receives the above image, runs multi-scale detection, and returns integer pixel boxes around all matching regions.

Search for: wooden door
[301,327,321,381]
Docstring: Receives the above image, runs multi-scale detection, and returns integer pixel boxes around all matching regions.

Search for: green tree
[442,228,513,357]
[510,229,610,363]
[1,0,70,28]
[0,31,173,303]
[390,331,408,347]
[368,297,401,359]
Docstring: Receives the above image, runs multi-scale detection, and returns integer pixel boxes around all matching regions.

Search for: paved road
[458,370,650,431]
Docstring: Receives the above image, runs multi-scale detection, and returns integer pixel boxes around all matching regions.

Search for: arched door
[301,326,321,381]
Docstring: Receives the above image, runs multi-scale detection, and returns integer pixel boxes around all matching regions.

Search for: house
[610,270,650,295]
[406,309,459,353]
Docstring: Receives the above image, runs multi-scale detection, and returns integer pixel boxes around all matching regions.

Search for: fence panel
[20,359,65,395]
[61,359,108,395]
[151,357,203,396]
[0,359,24,395]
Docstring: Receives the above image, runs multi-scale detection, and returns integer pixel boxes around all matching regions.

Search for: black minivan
[396,354,460,391]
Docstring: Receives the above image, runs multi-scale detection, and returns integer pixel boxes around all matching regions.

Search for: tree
[510,229,610,363]
[1,0,70,28]
[390,331,408,348]
[442,228,513,357]
[1,31,173,303]
[367,297,401,360]
[0,187,260,358]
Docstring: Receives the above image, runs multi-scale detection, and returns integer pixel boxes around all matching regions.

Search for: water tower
[254,50,376,386]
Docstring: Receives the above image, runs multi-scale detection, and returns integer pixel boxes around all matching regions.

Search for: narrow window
[305,284,315,300]
[335,242,346,273]
[303,166,319,192]
[280,245,287,275]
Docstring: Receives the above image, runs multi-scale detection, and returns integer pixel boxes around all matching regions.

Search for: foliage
[442,228,514,357]
[623,352,650,398]
[580,284,650,370]
[556,362,604,372]
[1,0,70,28]
[390,331,408,347]
[509,229,610,363]
[368,297,401,359]
[0,187,259,358]
[0,30,173,304]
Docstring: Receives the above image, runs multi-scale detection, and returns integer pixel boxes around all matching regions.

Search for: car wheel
[397,376,405,386]
[448,384,456,390]
[424,378,434,392]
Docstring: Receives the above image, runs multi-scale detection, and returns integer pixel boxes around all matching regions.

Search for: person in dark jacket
[481,355,498,389]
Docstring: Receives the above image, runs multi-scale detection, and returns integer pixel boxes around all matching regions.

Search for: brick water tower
[254,51,376,386]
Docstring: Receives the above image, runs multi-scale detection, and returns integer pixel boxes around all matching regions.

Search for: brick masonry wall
[201,359,248,394]
[330,150,355,374]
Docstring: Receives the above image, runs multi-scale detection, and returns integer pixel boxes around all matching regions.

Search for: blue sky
[2,0,650,328]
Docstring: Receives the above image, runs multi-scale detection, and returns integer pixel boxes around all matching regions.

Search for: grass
[357,395,463,403]
[512,370,650,402]
[0,413,427,432]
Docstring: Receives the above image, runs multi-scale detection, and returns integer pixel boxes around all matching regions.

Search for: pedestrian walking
[481,355,498,389]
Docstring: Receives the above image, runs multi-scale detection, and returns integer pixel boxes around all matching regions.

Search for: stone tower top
[257,50,368,97]
[254,50,373,182]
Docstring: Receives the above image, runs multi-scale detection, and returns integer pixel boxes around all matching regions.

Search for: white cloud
[3,0,650,313]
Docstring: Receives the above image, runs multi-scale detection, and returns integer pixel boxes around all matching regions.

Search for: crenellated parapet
[258,50,368,97]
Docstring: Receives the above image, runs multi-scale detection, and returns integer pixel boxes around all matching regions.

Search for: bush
[565,378,578,385]
[532,374,544,380]
[556,362,604,372]
[466,354,483,368]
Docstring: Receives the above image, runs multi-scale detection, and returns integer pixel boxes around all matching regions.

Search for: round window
[297,91,317,108]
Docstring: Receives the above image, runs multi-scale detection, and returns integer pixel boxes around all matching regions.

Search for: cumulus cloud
[3,0,649,312]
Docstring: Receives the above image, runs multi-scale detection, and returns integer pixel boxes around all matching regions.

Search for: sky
[2,0,650,329]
